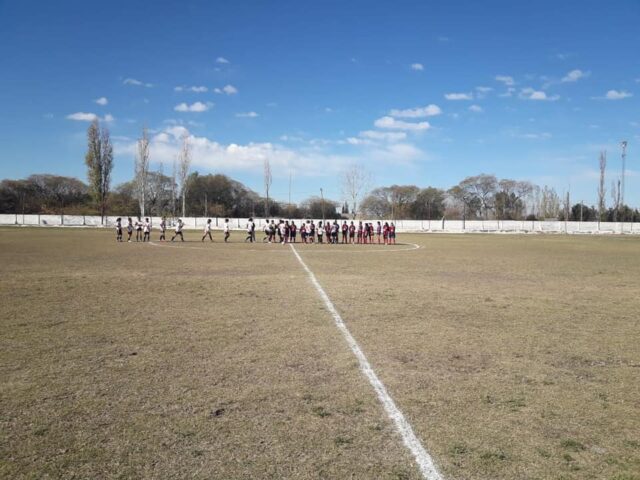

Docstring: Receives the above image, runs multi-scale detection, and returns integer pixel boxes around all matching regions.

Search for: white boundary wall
[1,214,639,234]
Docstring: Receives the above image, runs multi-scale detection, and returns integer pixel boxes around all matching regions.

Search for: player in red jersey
[341,221,348,243]
[390,222,396,244]
[357,221,363,244]
[383,222,389,245]
[348,221,356,243]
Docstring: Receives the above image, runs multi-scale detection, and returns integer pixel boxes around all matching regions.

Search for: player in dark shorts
[159,217,166,241]
[171,219,185,242]
[390,222,396,244]
[115,218,123,242]
[376,221,382,244]
[126,217,133,242]
[289,221,297,242]
[341,221,348,243]
[348,221,355,243]
[383,222,389,245]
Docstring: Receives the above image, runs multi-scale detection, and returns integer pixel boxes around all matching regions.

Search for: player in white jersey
[245,218,254,243]
[223,218,230,243]
[171,219,185,242]
[159,217,166,241]
[202,218,213,242]
[115,218,123,242]
[135,217,143,242]
[143,218,151,242]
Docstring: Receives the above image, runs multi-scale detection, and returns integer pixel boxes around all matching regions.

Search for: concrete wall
[1,214,639,234]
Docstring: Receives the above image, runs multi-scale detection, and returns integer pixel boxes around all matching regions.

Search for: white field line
[289,243,443,480]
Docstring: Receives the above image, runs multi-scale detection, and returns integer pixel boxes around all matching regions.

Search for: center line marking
[289,243,443,480]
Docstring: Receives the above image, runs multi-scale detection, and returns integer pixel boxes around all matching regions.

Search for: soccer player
[202,218,213,242]
[280,220,288,244]
[357,221,363,244]
[308,221,315,243]
[341,221,348,244]
[159,217,167,241]
[171,219,185,242]
[390,222,397,244]
[245,218,254,242]
[223,218,230,242]
[289,221,297,243]
[143,218,151,242]
[348,221,356,243]
[331,221,339,244]
[115,217,123,242]
[135,217,143,242]
[300,222,307,243]
[383,222,389,245]
[376,221,382,244]
[317,221,324,243]
[126,217,133,242]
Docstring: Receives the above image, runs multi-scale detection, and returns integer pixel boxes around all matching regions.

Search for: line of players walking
[114,217,397,245]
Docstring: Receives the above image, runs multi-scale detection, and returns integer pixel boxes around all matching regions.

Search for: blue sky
[0,0,638,206]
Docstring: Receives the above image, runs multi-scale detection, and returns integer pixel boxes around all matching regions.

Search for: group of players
[114,217,397,245]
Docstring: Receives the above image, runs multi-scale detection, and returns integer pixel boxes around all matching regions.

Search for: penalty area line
[288,243,443,480]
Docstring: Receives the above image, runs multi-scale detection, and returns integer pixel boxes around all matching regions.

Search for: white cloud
[66,112,98,122]
[444,92,473,100]
[174,101,213,112]
[114,127,357,176]
[324,107,333,113]
[475,86,492,98]
[520,88,560,101]
[175,85,208,93]
[174,86,184,92]
[123,78,153,88]
[516,132,552,139]
[359,130,407,142]
[561,69,589,82]
[411,63,424,71]
[389,104,442,118]
[103,114,115,122]
[437,36,450,42]
[345,137,370,146]
[236,111,259,118]
[604,89,633,100]
[469,105,483,113]
[495,75,515,86]
[374,116,430,131]
[214,84,238,95]
[216,57,230,64]
[499,87,516,98]
[95,97,108,106]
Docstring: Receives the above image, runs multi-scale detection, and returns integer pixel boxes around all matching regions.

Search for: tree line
[0,120,637,222]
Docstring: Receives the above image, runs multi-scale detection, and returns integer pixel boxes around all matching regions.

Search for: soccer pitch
[1,227,639,479]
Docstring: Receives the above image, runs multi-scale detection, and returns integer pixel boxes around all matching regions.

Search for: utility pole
[320,187,325,222]
[621,140,627,218]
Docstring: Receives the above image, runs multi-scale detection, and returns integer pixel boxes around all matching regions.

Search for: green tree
[85,119,113,222]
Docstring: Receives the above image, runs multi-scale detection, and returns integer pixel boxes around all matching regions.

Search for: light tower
[621,140,627,210]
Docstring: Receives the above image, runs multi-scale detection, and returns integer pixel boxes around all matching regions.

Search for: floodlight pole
[621,140,627,217]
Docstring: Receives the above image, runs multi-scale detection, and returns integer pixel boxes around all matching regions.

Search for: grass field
[1,227,639,480]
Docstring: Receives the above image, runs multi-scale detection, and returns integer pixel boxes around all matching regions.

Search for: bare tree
[597,151,607,224]
[611,179,621,221]
[177,133,191,217]
[85,119,113,224]
[171,159,178,217]
[263,158,272,217]
[134,127,150,216]
[460,174,498,219]
[341,163,371,218]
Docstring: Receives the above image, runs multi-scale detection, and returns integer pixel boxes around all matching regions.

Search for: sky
[0,0,638,206]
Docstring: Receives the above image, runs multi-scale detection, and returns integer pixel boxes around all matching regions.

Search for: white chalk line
[289,243,443,480]
[148,240,421,254]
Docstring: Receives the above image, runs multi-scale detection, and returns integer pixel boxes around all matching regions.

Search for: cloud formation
[123,78,153,88]
[95,97,108,106]
[214,84,238,95]
[374,116,430,131]
[520,88,560,101]
[495,75,515,86]
[469,104,483,113]
[389,104,442,118]
[444,92,472,100]
[236,111,259,118]
[175,85,208,93]
[174,102,213,112]
[411,63,424,71]
[216,57,230,64]
[604,89,633,100]
[561,69,589,82]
